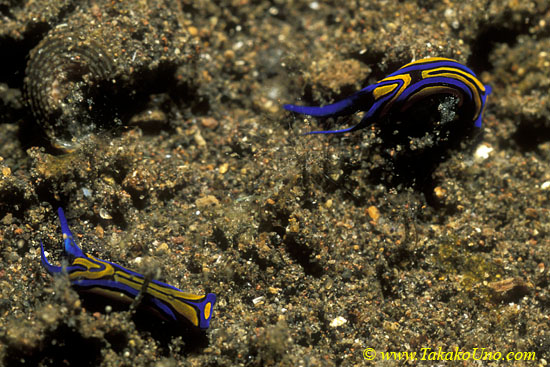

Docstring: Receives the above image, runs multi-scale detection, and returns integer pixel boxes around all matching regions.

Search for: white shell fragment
[330,316,347,328]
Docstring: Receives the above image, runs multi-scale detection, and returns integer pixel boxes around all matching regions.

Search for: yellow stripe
[113,269,202,327]
[68,254,204,327]
[421,68,483,120]
[373,84,398,100]
[145,285,200,327]
[113,270,144,288]
[423,66,485,92]
[147,281,205,300]
[376,74,412,116]
[70,256,114,279]
[113,270,204,301]
[400,57,486,92]
[204,302,212,320]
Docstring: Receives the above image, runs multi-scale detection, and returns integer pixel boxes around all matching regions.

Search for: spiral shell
[24,27,117,150]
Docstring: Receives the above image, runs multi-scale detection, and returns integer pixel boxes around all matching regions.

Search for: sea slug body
[40,207,216,330]
[284,57,491,134]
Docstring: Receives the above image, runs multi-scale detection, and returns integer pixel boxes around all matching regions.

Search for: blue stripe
[40,207,216,329]
[284,57,491,134]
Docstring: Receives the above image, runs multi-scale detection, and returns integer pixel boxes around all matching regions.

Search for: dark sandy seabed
[1,0,550,366]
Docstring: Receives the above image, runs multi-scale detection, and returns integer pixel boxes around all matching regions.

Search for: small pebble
[195,195,220,208]
[474,143,493,161]
[330,316,347,328]
[252,296,264,305]
[367,206,380,223]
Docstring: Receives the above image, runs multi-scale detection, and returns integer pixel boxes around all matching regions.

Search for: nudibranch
[284,57,491,134]
[40,207,216,330]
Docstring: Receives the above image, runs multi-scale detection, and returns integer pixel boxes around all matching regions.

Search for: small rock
[195,195,220,208]
[330,316,347,328]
